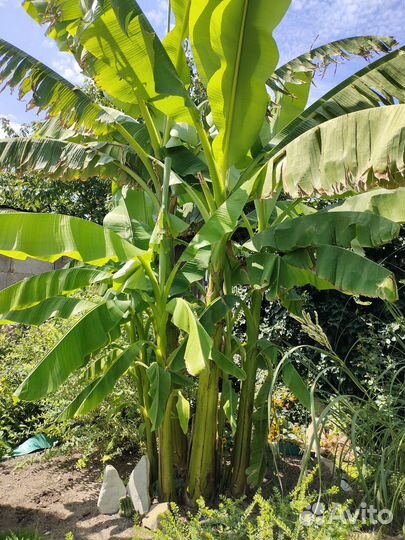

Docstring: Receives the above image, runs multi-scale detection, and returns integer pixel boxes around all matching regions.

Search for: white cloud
[51,54,86,86]
[272,0,405,104]
[145,0,169,32]
[275,0,405,64]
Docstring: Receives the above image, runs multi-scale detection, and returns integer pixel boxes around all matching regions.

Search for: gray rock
[321,456,339,476]
[142,502,170,531]
[127,455,151,515]
[97,465,127,515]
[340,476,353,492]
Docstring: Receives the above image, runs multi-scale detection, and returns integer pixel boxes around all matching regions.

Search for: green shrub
[0,315,143,462]
[0,532,45,540]
[0,323,63,458]
[155,469,355,540]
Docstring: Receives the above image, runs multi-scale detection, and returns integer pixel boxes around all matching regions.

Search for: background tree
[0,172,110,223]
[0,95,110,223]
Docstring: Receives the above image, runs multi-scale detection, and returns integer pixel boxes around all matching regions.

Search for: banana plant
[0,0,405,503]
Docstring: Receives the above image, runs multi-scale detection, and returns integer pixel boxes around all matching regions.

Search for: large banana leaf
[0,267,109,313]
[23,0,81,29]
[0,37,154,148]
[0,213,143,265]
[170,249,211,296]
[0,137,139,183]
[34,117,87,142]
[163,0,191,83]
[207,0,290,175]
[270,47,405,147]
[0,297,95,326]
[15,301,125,401]
[212,349,246,380]
[261,104,405,198]
[60,341,145,419]
[309,245,397,301]
[25,0,194,122]
[0,38,107,135]
[189,0,221,86]
[253,211,399,252]
[245,252,331,293]
[103,187,155,248]
[246,248,397,302]
[37,109,151,149]
[330,188,405,224]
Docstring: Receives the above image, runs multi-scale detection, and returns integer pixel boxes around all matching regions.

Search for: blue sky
[0,0,404,133]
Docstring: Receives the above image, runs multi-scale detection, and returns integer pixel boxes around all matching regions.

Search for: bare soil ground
[0,452,150,540]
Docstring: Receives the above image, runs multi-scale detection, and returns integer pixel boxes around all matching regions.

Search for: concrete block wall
[0,254,56,290]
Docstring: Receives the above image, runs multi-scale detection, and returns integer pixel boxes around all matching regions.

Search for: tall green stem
[132,314,158,482]
[140,367,159,483]
[218,254,234,468]
[156,156,180,501]
[230,289,263,496]
[159,392,176,501]
[159,158,172,289]
[191,109,225,205]
[230,198,271,496]
[187,360,220,503]
[187,260,224,503]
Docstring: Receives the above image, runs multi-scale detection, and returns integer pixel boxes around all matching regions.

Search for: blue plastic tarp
[12,434,57,457]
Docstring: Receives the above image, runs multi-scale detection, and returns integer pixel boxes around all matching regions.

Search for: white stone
[142,502,170,531]
[127,456,151,515]
[97,465,127,515]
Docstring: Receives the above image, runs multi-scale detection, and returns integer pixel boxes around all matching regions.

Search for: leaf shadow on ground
[0,453,140,540]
